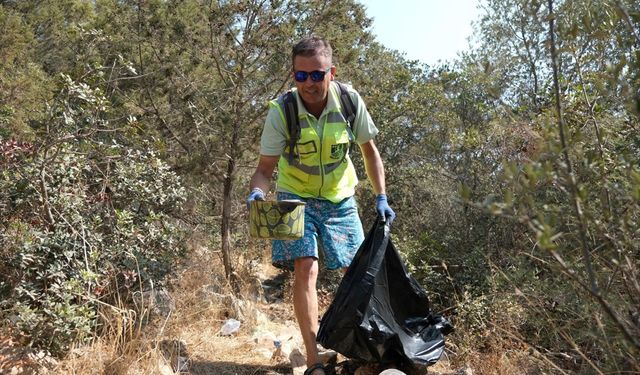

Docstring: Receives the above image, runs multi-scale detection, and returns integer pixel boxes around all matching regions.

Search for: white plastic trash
[220,318,241,335]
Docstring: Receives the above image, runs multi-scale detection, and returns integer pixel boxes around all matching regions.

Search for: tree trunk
[221,157,235,283]
[220,115,242,294]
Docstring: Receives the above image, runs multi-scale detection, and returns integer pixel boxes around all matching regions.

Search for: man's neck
[302,100,327,119]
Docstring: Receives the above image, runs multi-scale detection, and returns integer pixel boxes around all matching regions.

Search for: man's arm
[360,140,396,224]
[250,155,280,194]
[359,140,386,195]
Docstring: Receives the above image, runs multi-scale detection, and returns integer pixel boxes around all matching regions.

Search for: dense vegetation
[0,0,638,373]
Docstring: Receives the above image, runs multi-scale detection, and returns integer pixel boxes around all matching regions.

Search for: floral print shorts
[272,192,365,270]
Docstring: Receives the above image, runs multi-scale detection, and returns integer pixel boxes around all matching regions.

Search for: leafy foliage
[1,0,639,371]
[0,74,186,355]
[454,0,640,370]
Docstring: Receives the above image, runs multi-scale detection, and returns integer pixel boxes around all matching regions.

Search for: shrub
[0,75,187,355]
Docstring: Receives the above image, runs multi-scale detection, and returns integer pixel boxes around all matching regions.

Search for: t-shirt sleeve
[260,102,288,156]
[350,88,379,144]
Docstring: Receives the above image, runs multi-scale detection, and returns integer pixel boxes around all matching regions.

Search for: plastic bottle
[220,318,241,335]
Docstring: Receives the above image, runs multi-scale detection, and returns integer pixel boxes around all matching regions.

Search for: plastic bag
[317,220,453,370]
[220,318,241,335]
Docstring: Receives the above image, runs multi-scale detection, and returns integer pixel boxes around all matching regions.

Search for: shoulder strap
[334,81,356,132]
[282,91,299,161]
[335,81,357,155]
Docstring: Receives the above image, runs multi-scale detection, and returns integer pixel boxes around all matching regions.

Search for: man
[247,36,395,375]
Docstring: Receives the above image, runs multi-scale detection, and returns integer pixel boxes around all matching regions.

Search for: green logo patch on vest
[330,143,346,159]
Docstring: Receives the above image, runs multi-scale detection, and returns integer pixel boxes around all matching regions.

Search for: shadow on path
[261,270,291,303]
[189,360,292,375]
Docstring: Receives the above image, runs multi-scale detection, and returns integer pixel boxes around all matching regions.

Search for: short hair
[291,36,333,67]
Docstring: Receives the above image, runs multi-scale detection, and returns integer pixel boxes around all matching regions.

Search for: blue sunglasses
[294,67,331,82]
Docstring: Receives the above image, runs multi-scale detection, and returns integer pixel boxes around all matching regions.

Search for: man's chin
[301,94,324,105]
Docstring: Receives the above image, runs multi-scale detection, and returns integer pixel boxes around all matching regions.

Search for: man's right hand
[246,188,266,210]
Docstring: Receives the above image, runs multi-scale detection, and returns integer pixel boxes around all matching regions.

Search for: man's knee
[294,256,319,281]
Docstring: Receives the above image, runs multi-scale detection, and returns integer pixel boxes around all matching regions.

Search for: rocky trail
[1,257,462,375]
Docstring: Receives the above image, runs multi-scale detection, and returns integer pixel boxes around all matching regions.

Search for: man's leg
[293,256,324,374]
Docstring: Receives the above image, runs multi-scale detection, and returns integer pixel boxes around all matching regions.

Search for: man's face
[292,54,335,109]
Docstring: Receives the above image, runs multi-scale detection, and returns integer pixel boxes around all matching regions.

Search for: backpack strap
[334,81,357,154]
[334,81,356,136]
[282,90,299,162]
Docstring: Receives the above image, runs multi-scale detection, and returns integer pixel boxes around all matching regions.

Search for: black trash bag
[317,219,453,371]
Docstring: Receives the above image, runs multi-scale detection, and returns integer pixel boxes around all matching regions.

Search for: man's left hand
[376,194,396,225]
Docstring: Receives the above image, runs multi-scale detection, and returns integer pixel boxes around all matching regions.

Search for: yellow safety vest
[272,84,358,203]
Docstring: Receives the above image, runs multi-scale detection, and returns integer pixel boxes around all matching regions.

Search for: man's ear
[330,65,336,80]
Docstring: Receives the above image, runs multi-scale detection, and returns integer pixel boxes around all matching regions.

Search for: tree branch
[615,0,640,46]
[548,1,640,350]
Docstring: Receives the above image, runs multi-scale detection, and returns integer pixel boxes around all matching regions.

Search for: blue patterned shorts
[272,192,365,270]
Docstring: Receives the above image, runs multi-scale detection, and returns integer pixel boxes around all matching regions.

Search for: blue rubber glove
[376,194,396,225]
[246,187,265,210]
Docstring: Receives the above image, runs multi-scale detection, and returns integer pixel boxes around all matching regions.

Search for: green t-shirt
[260,81,379,156]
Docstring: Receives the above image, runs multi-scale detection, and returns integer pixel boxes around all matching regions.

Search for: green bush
[0,76,187,355]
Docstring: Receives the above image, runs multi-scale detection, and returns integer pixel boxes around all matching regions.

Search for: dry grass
[49,246,299,375]
[462,350,538,375]
[1,241,547,375]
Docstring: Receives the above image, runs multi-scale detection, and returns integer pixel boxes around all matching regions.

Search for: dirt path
[0,260,458,375]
